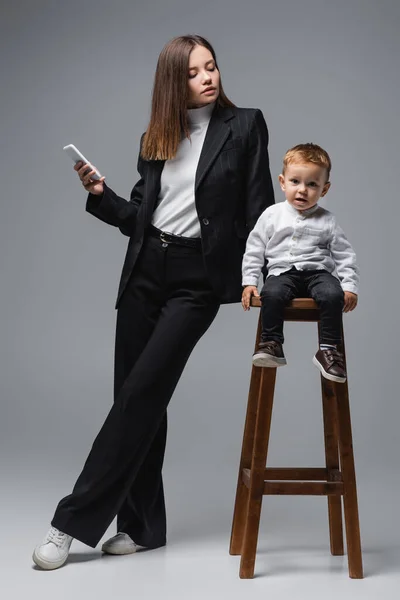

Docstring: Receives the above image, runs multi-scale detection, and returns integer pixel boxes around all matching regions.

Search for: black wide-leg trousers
[51,234,220,548]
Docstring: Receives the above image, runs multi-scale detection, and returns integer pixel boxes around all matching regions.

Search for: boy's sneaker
[32,526,73,570]
[252,340,287,368]
[313,348,347,383]
[101,532,144,555]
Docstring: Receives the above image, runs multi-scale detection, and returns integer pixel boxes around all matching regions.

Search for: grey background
[0,0,399,597]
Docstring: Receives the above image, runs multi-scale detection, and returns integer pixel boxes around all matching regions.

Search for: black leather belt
[147,225,202,249]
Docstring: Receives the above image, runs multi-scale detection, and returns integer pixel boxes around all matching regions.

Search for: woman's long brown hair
[141,35,235,161]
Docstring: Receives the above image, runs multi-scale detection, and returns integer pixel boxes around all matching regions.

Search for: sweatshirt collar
[187,102,215,125]
[284,199,320,217]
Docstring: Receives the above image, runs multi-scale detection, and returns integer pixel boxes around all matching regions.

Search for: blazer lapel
[142,105,234,223]
[195,105,234,192]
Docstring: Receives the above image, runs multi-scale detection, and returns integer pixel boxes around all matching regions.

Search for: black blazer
[86,105,275,307]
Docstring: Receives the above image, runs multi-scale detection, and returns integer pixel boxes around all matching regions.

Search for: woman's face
[187,45,220,108]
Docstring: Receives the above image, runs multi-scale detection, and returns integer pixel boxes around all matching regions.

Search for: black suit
[86,105,275,306]
[51,105,274,549]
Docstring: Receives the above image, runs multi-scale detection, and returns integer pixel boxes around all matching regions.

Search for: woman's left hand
[343,291,358,312]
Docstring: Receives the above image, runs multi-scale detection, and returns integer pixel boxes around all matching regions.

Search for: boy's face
[279,162,330,211]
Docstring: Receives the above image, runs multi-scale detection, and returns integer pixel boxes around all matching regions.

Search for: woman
[33,34,275,570]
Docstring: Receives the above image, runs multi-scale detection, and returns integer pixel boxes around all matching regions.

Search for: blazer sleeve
[245,109,275,231]
[85,139,145,238]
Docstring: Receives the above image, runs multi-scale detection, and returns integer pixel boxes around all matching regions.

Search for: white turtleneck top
[151,102,214,237]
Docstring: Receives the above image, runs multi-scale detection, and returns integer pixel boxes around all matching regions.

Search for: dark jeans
[51,234,220,548]
[260,267,344,345]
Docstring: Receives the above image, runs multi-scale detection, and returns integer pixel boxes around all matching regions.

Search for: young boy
[242,143,359,383]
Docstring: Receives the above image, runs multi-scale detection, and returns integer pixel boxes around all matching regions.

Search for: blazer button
[202,218,209,225]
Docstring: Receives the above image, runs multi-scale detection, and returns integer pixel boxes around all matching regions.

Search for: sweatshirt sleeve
[242,211,269,287]
[329,218,360,294]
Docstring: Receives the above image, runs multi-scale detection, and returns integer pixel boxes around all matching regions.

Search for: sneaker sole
[32,548,68,570]
[252,353,287,368]
[101,544,138,555]
[312,356,346,383]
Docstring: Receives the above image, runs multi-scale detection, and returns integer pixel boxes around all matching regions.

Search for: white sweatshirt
[151,102,214,237]
[242,200,359,294]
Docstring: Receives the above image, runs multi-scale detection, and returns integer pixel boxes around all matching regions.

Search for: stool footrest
[264,467,342,481]
[242,468,344,495]
[264,481,344,496]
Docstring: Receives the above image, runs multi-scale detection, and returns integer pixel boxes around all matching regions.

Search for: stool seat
[251,296,320,321]
[229,297,363,579]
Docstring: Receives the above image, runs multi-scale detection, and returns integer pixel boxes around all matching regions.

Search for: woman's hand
[74,161,105,196]
[242,285,260,311]
[343,291,358,313]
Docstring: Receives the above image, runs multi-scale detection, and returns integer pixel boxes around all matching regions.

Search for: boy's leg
[305,271,344,345]
[260,268,302,343]
[253,269,302,367]
[305,271,346,383]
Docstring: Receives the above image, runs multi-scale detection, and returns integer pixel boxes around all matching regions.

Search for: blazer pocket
[221,138,243,153]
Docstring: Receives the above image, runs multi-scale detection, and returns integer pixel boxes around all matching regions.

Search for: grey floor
[3,469,399,599]
[3,302,398,599]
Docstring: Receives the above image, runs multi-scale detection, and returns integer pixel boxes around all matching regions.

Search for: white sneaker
[101,532,143,555]
[33,526,73,570]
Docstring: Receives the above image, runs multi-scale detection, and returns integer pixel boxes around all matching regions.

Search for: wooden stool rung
[242,467,342,486]
[242,468,344,495]
[265,467,342,481]
[263,481,344,496]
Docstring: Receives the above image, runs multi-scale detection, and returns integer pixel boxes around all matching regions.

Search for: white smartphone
[63,144,103,180]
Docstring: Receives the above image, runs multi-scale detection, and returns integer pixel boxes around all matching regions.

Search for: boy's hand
[242,286,260,311]
[343,291,358,312]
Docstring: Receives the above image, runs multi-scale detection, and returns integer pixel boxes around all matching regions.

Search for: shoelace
[259,341,280,353]
[47,526,68,547]
[323,348,344,368]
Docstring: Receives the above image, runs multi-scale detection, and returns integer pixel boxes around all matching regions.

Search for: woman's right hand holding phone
[74,161,105,196]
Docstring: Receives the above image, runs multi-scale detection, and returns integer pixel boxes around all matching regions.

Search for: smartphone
[63,144,103,180]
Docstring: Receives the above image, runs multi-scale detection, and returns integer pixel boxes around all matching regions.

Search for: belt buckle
[160,231,169,247]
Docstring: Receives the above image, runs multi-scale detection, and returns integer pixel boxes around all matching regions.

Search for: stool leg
[318,322,344,555]
[335,329,363,578]
[321,376,344,555]
[240,366,276,579]
[230,315,262,555]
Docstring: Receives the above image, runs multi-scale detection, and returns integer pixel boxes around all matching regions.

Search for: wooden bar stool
[229,297,363,579]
